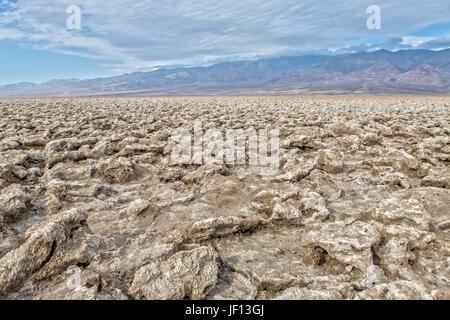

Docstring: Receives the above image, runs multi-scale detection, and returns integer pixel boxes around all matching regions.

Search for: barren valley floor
[0,96,449,300]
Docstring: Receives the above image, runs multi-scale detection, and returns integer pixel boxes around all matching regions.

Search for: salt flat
[0,96,449,300]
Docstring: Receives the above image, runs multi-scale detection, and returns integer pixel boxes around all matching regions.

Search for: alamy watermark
[367,5,381,30]
[66,265,81,290]
[64,5,379,32]
[170,121,280,176]
[66,5,81,30]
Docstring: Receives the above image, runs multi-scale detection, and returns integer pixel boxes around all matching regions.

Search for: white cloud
[419,35,450,50]
[401,36,434,47]
[0,0,449,72]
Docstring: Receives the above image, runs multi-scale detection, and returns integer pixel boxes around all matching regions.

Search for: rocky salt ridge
[0,96,449,300]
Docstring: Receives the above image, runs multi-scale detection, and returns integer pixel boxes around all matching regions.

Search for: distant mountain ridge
[272,49,450,94]
[1,49,449,96]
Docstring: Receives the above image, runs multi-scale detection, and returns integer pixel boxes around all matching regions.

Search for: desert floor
[0,96,449,300]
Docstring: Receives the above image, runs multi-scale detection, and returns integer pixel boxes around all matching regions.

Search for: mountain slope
[269,49,450,93]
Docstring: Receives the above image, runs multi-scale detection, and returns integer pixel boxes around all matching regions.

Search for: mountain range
[1,49,449,96]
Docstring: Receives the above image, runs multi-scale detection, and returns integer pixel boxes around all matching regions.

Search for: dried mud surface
[0,96,449,300]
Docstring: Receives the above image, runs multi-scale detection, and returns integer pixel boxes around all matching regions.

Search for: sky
[0,0,449,84]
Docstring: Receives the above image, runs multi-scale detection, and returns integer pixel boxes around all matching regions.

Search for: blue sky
[0,0,449,84]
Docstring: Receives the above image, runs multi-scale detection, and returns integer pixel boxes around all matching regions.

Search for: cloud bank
[0,0,449,72]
